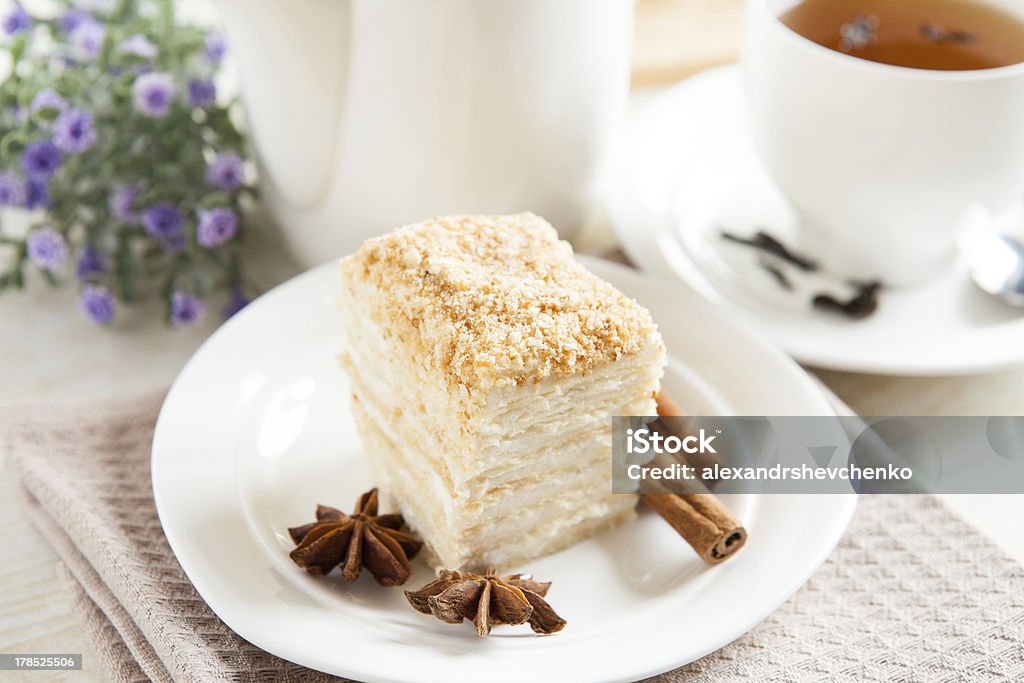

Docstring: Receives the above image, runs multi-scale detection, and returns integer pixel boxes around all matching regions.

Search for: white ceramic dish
[152,257,856,683]
[605,64,1024,376]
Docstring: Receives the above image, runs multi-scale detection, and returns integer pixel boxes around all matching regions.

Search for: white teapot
[212,0,635,265]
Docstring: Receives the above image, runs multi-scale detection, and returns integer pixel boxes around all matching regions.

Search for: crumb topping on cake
[340,213,662,390]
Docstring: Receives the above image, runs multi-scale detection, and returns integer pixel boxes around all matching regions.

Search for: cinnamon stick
[640,392,748,564]
[654,392,685,422]
[641,491,747,564]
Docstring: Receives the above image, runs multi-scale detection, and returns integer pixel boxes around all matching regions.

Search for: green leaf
[197,191,230,208]
[41,268,60,287]
[0,129,32,157]
[9,34,28,65]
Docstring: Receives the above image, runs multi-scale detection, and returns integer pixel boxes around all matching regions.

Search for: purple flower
[118,33,156,59]
[204,31,227,64]
[52,107,97,154]
[140,202,186,252]
[79,285,115,324]
[132,72,175,118]
[26,179,50,209]
[170,291,205,326]
[197,207,238,247]
[0,172,27,207]
[223,287,250,318]
[26,227,67,270]
[76,246,106,280]
[30,89,68,114]
[70,20,106,60]
[3,5,31,36]
[20,140,63,181]
[204,152,244,190]
[141,202,184,241]
[109,185,138,223]
[187,78,216,108]
[58,9,93,35]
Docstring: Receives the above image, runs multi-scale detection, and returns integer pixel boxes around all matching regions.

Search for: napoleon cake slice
[337,213,666,570]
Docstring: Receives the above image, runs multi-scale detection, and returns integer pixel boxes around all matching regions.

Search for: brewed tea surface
[781,0,1024,70]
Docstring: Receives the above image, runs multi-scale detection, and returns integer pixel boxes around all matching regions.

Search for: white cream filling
[338,270,664,570]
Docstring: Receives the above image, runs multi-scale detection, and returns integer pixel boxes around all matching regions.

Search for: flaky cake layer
[351,393,637,570]
[337,214,666,570]
[337,271,663,489]
[340,303,663,493]
[338,213,663,392]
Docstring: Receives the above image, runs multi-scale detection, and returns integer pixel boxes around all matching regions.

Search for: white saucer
[605,64,1024,375]
[152,257,856,683]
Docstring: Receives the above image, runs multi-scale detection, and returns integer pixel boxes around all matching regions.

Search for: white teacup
[744,0,1024,286]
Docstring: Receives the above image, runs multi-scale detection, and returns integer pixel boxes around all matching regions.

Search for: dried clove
[812,280,882,319]
[721,230,819,272]
[757,258,793,290]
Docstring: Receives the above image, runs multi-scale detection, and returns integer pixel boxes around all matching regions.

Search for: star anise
[404,568,567,637]
[288,488,423,586]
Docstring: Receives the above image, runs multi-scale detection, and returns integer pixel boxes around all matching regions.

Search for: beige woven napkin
[4,392,1024,682]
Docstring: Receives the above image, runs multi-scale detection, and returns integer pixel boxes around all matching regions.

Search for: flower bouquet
[0,0,256,326]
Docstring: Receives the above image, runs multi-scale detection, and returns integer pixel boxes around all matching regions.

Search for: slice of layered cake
[337,214,665,570]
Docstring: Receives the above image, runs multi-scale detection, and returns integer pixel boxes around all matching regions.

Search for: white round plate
[605,64,1024,375]
[152,257,856,683]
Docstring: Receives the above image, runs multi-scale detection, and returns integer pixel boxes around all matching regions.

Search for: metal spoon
[966,229,1024,307]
